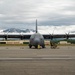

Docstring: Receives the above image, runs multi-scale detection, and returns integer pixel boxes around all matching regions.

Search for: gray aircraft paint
[29,20,45,48]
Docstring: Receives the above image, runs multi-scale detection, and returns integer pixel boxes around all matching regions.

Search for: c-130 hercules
[29,20,45,48]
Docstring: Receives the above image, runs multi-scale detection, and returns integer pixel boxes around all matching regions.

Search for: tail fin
[36,19,38,33]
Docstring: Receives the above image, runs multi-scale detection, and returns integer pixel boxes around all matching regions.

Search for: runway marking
[38,55,75,58]
[0,57,75,61]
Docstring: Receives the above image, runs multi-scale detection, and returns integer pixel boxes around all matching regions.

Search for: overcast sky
[0,0,75,29]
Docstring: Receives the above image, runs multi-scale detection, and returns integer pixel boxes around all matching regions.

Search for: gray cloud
[0,0,75,29]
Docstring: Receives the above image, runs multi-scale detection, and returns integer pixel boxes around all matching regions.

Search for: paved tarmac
[0,46,75,75]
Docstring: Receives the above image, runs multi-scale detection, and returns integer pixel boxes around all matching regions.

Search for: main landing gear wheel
[35,45,38,48]
[29,44,32,48]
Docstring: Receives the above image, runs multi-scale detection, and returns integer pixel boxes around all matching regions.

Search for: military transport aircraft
[29,20,45,48]
[0,20,75,45]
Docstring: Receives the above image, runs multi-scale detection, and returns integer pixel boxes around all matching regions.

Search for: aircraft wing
[43,34,75,39]
[0,34,75,39]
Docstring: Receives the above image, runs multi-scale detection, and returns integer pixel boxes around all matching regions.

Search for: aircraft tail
[36,19,38,33]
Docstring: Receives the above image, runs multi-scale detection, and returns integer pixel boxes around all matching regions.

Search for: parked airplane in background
[29,20,45,48]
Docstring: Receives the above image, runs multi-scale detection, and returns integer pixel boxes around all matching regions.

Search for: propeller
[4,31,8,40]
[50,27,56,40]
[20,32,24,40]
[65,33,69,40]
[50,34,54,40]
[65,31,70,40]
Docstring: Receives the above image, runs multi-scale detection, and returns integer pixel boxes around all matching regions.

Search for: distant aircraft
[29,20,45,48]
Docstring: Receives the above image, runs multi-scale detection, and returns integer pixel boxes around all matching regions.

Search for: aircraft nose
[34,38,40,44]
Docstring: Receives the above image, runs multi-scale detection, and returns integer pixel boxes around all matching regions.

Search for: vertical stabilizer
[36,19,38,33]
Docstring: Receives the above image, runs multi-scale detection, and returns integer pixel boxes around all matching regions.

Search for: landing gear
[29,44,45,49]
[35,44,45,49]
[35,45,38,48]
[42,44,45,48]
[42,46,45,48]
[29,44,32,48]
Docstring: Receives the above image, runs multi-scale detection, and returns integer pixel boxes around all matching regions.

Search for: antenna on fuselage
[36,19,38,33]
